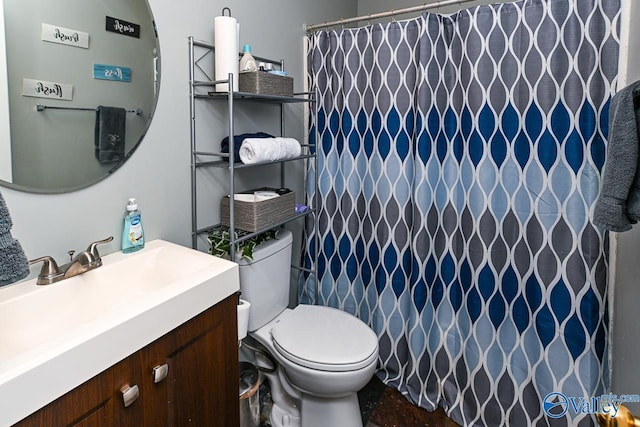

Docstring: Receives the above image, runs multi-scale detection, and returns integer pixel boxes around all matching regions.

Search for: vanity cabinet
[13,294,239,427]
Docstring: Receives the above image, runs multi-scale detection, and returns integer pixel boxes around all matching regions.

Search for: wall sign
[41,23,89,49]
[93,64,131,82]
[105,16,140,38]
[22,78,73,100]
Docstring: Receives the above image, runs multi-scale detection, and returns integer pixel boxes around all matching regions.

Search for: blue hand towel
[594,81,640,232]
[0,191,29,286]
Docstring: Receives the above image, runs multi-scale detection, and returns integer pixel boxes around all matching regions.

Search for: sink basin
[0,240,239,426]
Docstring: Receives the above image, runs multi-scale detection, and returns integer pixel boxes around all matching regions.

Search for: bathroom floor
[258,374,460,427]
[358,375,460,427]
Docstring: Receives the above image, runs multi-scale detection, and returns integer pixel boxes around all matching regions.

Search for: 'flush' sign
[22,78,73,100]
[41,23,89,49]
[105,16,140,38]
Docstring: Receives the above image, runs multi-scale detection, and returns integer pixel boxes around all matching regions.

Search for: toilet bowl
[238,230,379,427]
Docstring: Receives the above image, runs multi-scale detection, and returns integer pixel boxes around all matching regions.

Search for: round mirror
[0,0,160,193]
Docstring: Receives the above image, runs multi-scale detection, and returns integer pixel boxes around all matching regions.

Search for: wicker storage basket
[238,72,293,97]
[221,188,295,232]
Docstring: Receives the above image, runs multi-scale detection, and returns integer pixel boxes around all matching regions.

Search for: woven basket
[221,188,295,232]
[238,72,293,97]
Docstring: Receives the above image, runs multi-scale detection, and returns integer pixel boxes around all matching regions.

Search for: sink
[0,240,239,426]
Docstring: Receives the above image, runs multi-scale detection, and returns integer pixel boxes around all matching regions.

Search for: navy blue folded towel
[95,106,126,164]
[221,132,274,163]
[0,191,29,287]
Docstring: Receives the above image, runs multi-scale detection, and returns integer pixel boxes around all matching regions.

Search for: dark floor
[258,374,460,427]
[359,376,460,427]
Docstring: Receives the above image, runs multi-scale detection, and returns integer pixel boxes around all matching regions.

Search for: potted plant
[208,226,278,261]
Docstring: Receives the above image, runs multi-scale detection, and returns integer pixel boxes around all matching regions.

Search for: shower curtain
[301,0,620,426]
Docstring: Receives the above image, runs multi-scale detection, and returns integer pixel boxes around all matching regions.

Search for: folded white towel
[239,137,302,164]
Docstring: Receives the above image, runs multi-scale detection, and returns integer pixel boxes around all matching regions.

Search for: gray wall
[2,0,356,283]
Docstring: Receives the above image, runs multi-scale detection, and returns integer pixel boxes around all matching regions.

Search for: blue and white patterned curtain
[301,0,620,425]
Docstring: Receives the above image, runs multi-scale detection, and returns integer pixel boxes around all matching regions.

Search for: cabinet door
[111,353,145,427]
[140,294,240,427]
[13,354,144,427]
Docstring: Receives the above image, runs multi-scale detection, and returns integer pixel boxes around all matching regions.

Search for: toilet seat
[270,305,378,372]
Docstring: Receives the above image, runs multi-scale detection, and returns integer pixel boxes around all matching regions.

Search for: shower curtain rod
[305,0,483,32]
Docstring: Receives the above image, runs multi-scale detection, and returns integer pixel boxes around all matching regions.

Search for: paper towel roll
[214,13,239,92]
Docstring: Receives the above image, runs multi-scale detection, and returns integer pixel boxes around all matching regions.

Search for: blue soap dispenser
[239,44,257,72]
[122,198,145,253]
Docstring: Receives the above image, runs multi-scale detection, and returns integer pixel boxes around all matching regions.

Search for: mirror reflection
[0,0,160,193]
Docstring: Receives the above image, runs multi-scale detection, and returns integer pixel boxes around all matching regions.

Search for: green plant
[207,227,278,261]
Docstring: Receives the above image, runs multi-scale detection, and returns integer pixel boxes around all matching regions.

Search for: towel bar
[36,104,143,115]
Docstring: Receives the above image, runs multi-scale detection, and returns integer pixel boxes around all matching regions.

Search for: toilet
[238,230,378,427]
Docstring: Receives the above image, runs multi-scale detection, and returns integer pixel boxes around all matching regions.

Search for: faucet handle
[29,256,62,285]
[86,236,114,262]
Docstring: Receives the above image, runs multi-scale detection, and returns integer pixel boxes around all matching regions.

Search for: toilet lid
[270,305,378,372]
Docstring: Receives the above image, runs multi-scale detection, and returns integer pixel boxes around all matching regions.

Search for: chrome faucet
[29,236,114,285]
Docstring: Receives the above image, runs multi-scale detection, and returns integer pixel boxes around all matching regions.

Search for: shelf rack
[188,37,318,300]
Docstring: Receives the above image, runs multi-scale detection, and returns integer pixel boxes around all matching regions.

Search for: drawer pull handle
[122,384,140,408]
[153,363,169,383]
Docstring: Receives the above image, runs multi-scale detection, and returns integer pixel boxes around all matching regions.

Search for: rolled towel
[0,191,29,287]
[221,132,274,163]
[239,137,302,164]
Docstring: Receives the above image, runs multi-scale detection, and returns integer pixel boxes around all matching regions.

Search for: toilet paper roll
[214,14,239,92]
[237,299,251,340]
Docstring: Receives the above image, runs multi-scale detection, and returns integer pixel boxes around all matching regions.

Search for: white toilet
[239,230,378,427]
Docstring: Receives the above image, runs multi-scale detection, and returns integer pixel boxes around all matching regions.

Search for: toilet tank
[238,229,293,331]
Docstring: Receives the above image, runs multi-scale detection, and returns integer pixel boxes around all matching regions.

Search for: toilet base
[301,393,363,427]
[269,393,362,427]
[270,402,301,427]
[265,375,363,427]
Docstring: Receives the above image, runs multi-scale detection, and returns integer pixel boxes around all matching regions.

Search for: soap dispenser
[122,198,145,253]
[239,44,257,72]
